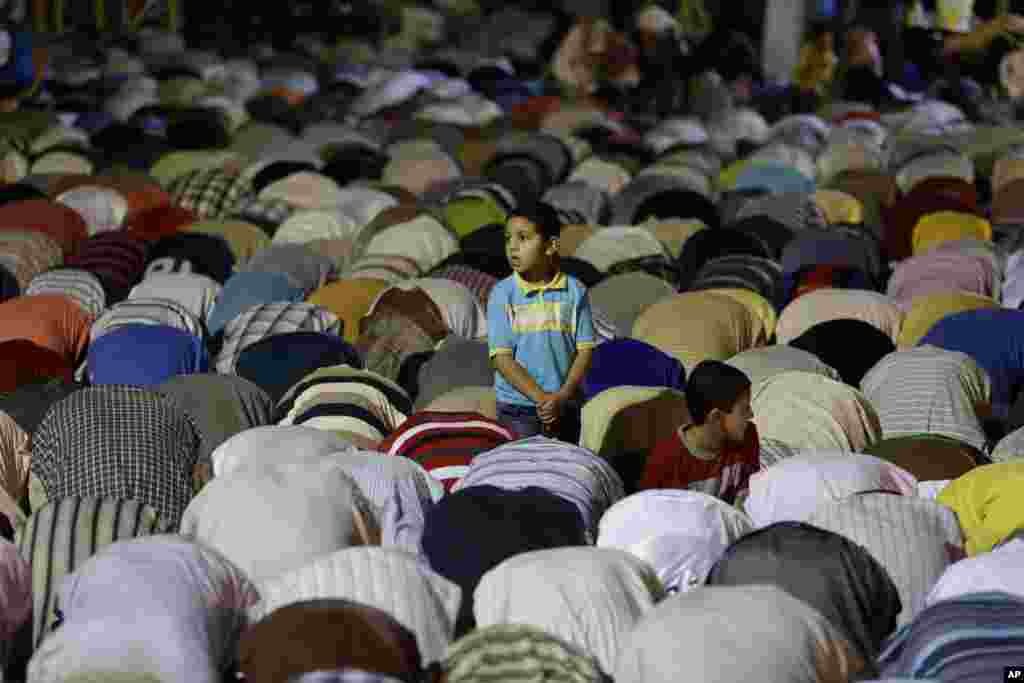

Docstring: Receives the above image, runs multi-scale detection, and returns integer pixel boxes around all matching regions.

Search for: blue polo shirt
[487,270,597,407]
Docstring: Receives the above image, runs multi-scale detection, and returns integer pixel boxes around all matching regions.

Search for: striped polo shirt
[487,270,596,406]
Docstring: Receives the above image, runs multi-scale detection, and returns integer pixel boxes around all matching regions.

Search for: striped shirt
[65,232,148,304]
[90,297,206,344]
[860,346,991,453]
[252,548,458,666]
[215,302,342,374]
[127,272,223,326]
[878,591,1024,683]
[454,436,625,544]
[378,411,514,492]
[25,268,106,317]
[277,366,410,427]
[808,493,965,626]
[324,454,441,556]
[16,496,168,648]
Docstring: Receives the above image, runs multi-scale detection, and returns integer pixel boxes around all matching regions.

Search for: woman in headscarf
[788,318,896,387]
[238,599,437,683]
[707,521,901,667]
[443,624,610,683]
[613,584,868,683]
[743,452,918,528]
[30,385,202,527]
[27,535,259,683]
[878,592,1024,683]
[421,485,588,637]
[179,458,380,583]
[596,490,753,594]
[473,547,664,674]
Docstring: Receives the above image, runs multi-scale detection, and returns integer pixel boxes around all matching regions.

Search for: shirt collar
[514,270,567,295]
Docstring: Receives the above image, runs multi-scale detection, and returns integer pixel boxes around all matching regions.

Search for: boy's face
[719,389,754,446]
[505,217,557,279]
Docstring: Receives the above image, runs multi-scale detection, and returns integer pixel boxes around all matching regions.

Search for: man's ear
[547,237,559,256]
[705,407,725,427]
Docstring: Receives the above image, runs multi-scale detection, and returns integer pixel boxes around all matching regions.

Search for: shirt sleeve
[575,286,597,350]
[487,284,515,358]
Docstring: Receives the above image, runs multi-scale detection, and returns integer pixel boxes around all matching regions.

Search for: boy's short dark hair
[685,360,752,424]
[509,201,563,242]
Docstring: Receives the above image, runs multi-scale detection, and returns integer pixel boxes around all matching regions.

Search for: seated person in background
[794,20,838,99]
[639,360,760,505]
[901,1,1024,101]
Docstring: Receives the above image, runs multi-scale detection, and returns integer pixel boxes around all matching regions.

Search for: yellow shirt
[938,462,1024,556]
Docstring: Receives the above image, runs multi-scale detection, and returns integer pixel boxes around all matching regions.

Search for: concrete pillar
[762,0,809,83]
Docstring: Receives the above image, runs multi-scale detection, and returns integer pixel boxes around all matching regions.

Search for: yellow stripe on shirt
[507,301,573,335]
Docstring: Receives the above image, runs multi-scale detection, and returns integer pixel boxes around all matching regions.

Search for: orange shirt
[0,294,94,366]
[639,422,760,504]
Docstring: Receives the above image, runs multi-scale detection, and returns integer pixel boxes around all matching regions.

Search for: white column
[762,0,809,84]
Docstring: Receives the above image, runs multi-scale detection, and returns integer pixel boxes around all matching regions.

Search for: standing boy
[487,202,596,442]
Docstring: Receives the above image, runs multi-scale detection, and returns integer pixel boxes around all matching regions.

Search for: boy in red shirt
[639,360,760,505]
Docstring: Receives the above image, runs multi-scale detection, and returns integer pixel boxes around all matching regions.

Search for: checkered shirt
[169,168,253,219]
[29,385,201,527]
